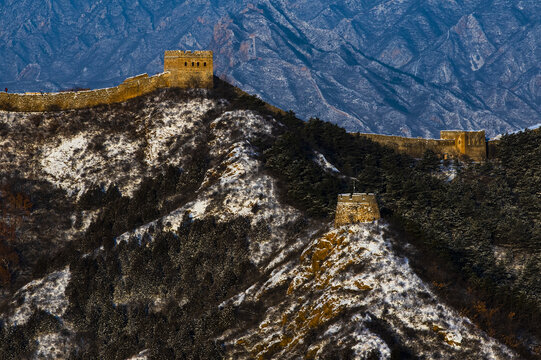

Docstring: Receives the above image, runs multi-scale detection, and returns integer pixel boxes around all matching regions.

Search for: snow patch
[34,332,73,359]
[40,135,95,196]
[189,198,210,218]
[314,151,340,173]
[116,110,300,267]
[492,123,541,140]
[350,320,391,359]
[222,224,516,359]
[8,268,71,327]
[126,349,149,360]
[144,99,215,167]
[438,161,458,182]
[36,97,219,197]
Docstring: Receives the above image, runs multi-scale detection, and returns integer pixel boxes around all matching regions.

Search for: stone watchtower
[334,193,380,227]
[440,130,486,161]
[164,50,213,88]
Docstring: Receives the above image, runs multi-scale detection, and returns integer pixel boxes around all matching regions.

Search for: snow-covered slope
[220,224,515,359]
[7,268,71,328]
[116,109,303,267]
[1,94,217,198]
[0,88,521,358]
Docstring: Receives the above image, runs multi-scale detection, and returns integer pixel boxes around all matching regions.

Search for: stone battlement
[164,50,213,58]
[0,50,213,112]
[164,50,213,88]
[334,193,380,227]
[337,193,377,203]
[358,130,487,161]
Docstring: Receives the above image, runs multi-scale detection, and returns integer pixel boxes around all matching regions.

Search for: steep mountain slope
[1,83,535,359]
[0,0,539,137]
[220,225,513,359]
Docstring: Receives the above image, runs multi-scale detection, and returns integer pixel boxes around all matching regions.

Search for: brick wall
[358,130,487,161]
[0,50,214,112]
[164,50,213,88]
[334,193,380,227]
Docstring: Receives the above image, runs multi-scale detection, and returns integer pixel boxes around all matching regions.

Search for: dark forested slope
[263,115,541,356]
[0,80,539,358]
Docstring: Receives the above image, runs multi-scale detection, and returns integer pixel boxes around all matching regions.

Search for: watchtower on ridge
[334,193,380,227]
[164,50,213,88]
[440,130,486,161]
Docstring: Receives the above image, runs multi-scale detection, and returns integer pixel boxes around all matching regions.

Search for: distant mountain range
[0,0,539,137]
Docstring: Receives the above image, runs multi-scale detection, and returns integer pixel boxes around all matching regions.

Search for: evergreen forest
[0,82,539,359]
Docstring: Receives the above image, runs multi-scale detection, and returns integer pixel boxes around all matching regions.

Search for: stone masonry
[334,193,381,227]
[0,50,213,112]
[164,50,213,88]
[358,130,487,161]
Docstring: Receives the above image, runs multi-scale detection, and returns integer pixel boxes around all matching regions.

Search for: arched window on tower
[203,62,207,67]
[197,62,200,67]
[184,62,187,66]
[192,62,194,66]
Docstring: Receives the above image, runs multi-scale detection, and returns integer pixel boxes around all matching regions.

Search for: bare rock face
[0,0,539,137]
[220,225,516,359]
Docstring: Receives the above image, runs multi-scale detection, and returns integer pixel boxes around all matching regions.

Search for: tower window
[197,62,200,67]
[184,62,187,66]
[192,62,194,66]
[204,62,207,66]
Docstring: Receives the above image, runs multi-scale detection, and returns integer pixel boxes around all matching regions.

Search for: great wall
[0,50,495,165]
[335,130,496,226]
[357,130,495,162]
[335,130,502,226]
[0,50,213,112]
[0,49,502,229]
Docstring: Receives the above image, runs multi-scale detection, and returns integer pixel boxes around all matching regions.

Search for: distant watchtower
[164,50,213,88]
[440,130,486,161]
[334,193,380,227]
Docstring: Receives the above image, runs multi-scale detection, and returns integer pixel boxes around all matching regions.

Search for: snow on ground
[34,97,218,197]
[116,110,302,267]
[438,161,458,182]
[34,332,73,360]
[125,349,149,360]
[208,110,274,156]
[0,98,522,358]
[314,151,340,173]
[491,123,541,140]
[188,198,210,218]
[8,267,71,327]
[349,318,392,359]
[144,99,215,167]
[40,133,102,196]
[222,223,516,359]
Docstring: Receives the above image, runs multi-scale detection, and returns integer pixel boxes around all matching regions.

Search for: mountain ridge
[0,0,539,137]
[0,78,540,358]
